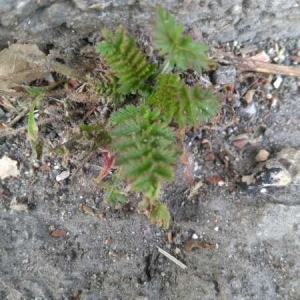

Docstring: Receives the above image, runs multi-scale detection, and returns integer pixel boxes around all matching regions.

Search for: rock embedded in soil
[277,148,300,183]
[255,149,270,162]
[55,170,70,182]
[213,66,237,85]
[240,159,292,193]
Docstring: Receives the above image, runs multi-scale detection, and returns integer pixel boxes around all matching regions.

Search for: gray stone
[240,159,292,193]
[213,66,237,85]
[0,0,300,48]
[277,148,300,183]
[0,107,6,120]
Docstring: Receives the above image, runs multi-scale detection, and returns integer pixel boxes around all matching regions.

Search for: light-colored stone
[255,149,270,162]
[0,155,20,179]
[277,148,300,183]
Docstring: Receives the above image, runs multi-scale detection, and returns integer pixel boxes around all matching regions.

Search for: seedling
[96,7,219,228]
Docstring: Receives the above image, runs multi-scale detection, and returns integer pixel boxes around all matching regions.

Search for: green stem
[161,59,171,74]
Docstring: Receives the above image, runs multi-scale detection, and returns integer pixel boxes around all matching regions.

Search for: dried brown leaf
[184,239,216,252]
[51,229,67,237]
[97,152,116,181]
[249,51,270,63]
[0,44,50,91]
[206,176,222,184]
[232,138,249,149]
[204,152,215,161]
[166,231,173,244]
[245,90,255,104]
[80,204,95,216]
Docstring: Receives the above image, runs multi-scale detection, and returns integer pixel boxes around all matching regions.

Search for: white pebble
[192,233,199,239]
[214,226,219,231]
[273,76,283,89]
[56,170,70,182]
[218,180,225,187]
[260,188,267,193]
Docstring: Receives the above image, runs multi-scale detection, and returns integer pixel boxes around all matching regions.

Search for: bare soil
[1,37,300,300]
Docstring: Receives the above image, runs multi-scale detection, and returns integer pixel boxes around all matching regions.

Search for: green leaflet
[110,105,178,197]
[27,101,39,142]
[96,75,124,104]
[102,174,127,207]
[97,27,157,95]
[154,7,210,73]
[26,88,43,158]
[80,123,112,148]
[150,203,170,229]
[147,73,218,127]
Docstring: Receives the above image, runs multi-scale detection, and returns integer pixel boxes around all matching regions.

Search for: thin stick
[8,108,29,127]
[212,51,300,77]
[0,117,55,138]
[234,58,300,77]
[157,247,187,270]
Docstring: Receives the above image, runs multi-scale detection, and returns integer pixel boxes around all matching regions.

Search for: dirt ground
[1,36,300,300]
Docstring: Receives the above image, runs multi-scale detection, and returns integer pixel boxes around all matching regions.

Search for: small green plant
[26,87,44,159]
[96,6,218,228]
[154,7,211,73]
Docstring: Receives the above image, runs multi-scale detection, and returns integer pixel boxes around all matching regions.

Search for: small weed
[95,7,219,228]
[23,7,218,228]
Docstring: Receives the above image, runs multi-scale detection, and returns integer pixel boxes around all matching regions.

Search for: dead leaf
[72,290,82,298]
[105,237,113,245]
[181,149,195,185]
[245,90,255,104]
[201,139,212,151]
[64,78,80,90]
[51,229,67,237]
[187,181,204,198]
[204,152,215,161]
[206,176,222,184]
[0,155,20,179]
[80,204,95,216]
[184,239,216,252]
[98,212,106,220]
[0,44,50,91]
[10,199,28,211]
[166,231,173,244]
[224,84,235,102]
[97,152,116,181]
[241,175,256,185]
[232,138,249,149]
[249,51,270,63]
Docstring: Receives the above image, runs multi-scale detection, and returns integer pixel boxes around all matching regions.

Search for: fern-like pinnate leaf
[110,105,178,197]
[154,7,210,73]
[147,74,218,127]
[97,28,156,95]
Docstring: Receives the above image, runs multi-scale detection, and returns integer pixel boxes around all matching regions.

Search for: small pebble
[230,4,242,15]
[0,108,6,120]
[273,76,283,89]
[192,233,199,239]
[56,170,70,182]
[256,149,270,162]
[213,66,237,85]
